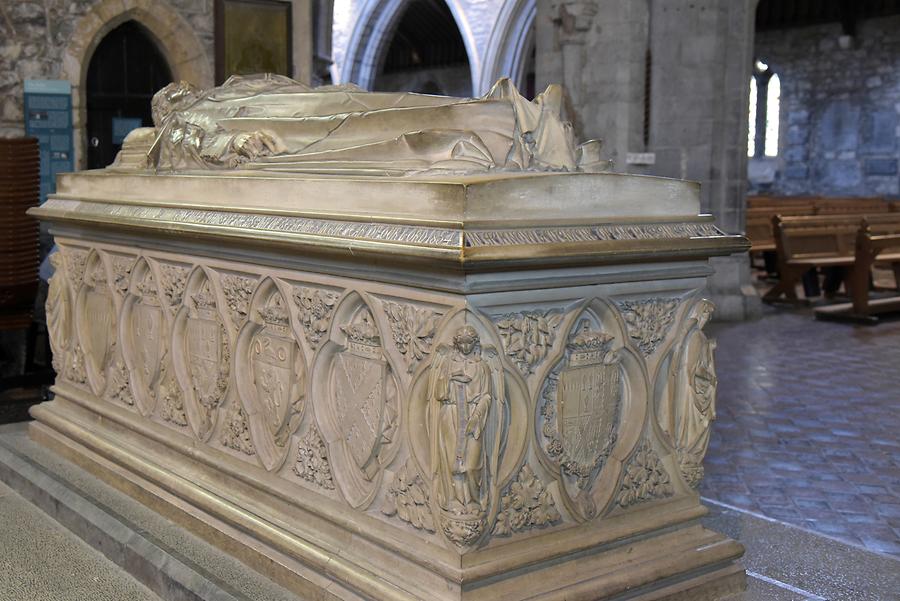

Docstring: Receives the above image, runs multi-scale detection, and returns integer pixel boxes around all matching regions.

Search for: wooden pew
[814,197,888,215]
[815,216,900,322]
[746,205,813,253]
[763,214,869,303]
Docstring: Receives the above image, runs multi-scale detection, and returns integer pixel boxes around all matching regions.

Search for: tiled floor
[701,306,900,558]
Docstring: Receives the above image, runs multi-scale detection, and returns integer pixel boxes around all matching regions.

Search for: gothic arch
[480,0,535,95]
[60,0,213,169]
[340,0,479,92]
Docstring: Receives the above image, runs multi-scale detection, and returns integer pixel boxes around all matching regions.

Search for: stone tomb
[31,76,748,600]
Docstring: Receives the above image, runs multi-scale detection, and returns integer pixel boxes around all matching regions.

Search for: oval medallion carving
[235,281,306,471]
[405,311,529,552]
[75,251,116,395]
[173,268,231,441]
[535,301,645,521]
[121,259,168,416]
[313,296,400,509]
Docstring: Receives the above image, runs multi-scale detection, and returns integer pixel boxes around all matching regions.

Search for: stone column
[537,0,761,320]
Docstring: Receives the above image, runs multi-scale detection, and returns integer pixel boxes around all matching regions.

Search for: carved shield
[187,316,221,401]
[558,361,620,470]
[133,302,164,385]
[251,328,296,435]
[333,351,386,473]
[85,290,114,368]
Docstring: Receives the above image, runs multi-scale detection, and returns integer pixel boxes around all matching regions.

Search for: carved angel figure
[669,300,717,487]
[426,326,506,518]
[114,73,609,176]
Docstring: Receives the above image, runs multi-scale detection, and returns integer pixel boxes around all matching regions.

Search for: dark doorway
[373,0,472,97]
[86,21,172,169]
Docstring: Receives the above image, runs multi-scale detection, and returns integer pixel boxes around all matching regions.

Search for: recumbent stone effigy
[32,74,749,600]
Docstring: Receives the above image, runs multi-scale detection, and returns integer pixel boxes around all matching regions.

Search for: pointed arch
[60,0,213,169]
[340,0,479,93]
[479,0,535,96]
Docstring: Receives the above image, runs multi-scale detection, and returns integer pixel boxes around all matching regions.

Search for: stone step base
[0,417,746,601]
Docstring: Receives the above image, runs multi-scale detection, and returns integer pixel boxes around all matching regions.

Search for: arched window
[747,60,780,158]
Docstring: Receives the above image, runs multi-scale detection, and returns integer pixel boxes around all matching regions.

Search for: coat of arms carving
[538,319,622,519]
[315,306,399,509]
[122,265,168,416]
[334,311,387,477]
[236,288,306,471]
[175,275,231,441]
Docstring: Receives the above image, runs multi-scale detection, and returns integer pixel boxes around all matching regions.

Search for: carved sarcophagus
[31,76,748,601]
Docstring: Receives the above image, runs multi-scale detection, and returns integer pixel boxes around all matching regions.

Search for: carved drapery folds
[426,325,507,549]
[658,299,718,488]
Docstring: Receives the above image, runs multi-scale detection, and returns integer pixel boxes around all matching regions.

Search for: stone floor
[702,305,900,558]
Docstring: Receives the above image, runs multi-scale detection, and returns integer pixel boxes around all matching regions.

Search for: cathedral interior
[0,1,899,600]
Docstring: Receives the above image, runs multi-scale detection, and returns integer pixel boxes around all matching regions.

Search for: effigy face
[32,78,748,601]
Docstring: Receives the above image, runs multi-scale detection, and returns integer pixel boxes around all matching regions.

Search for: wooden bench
[815,216,900,322]
[813,197,887,215]
[763,213,900,303]
[746,204,813,253]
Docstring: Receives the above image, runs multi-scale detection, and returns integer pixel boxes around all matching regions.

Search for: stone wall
[536,0,761,320]
[750,16,900,197]
[0,0,214,140]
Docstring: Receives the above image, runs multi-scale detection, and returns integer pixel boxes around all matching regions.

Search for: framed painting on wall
[215,0,293,83]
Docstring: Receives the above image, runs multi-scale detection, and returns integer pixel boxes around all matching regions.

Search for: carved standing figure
[426,326,505,547]
[670,300,717,487]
